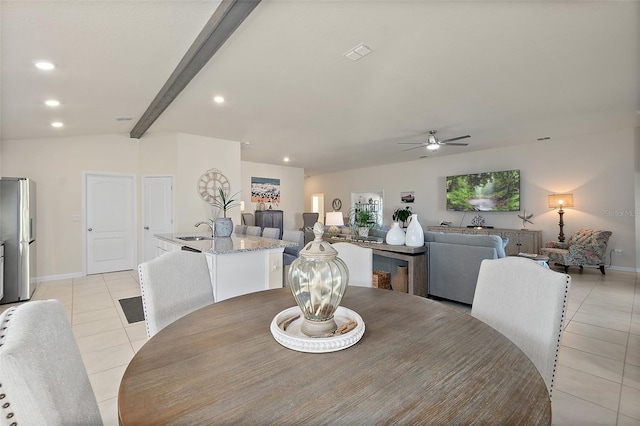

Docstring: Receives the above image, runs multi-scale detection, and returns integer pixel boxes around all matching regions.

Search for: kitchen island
[155,233,296,302]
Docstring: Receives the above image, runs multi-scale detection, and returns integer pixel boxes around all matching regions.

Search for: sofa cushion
[424,231,506,258]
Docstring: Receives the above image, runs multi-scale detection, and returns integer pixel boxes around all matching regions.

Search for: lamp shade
[548,194,574,208]
[325,212,344,227]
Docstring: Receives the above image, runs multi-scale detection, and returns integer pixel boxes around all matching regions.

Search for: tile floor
[1,267,638,425]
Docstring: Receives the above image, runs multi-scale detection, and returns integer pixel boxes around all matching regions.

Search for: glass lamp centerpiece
[288,222,349,337]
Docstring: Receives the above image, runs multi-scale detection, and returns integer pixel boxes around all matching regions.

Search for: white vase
[405,214,424,247]
[385,222,405,245]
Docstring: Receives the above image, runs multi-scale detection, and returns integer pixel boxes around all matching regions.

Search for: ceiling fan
[400,130,470,152]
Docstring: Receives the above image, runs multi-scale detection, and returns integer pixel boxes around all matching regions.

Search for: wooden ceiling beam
[130,0,261,139]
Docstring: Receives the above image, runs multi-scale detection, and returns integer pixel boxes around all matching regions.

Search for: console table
[427,226,542,256]
[327,236,427,297]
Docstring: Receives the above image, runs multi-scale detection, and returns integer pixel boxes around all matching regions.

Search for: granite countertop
[156,232,297,255]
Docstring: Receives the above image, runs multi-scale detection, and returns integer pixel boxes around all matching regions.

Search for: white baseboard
[37,272,84,283]
[607,265,639,273]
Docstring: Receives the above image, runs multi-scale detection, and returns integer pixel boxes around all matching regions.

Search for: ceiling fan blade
[441,142,469,146]
[440,135,470,143]
[402,145,427,152]
[398,142,425,145]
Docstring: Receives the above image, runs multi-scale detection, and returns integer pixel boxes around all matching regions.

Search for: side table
[516,253,550,268]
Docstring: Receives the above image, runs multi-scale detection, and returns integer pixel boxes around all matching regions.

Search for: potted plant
[349,208,377,238]
[393,206,412,228]
[211,188,241,237]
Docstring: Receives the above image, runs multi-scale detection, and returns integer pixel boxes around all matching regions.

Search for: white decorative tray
[270,306,365,353]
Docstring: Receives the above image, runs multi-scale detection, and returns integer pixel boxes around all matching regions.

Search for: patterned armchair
[540,229,612,274]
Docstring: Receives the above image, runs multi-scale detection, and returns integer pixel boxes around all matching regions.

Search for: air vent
[344,43,372,61]
[115,116,134,121]
[536,136,551,141]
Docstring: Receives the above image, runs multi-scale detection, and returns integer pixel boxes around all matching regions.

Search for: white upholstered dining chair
[471,256,571,396]
[246,226,262,236]
[262,227,280,239]
[0,300,103,425]
[138,251,215,338]
[331,242,373,287]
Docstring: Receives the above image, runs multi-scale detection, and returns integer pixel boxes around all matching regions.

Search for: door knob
[144,226,150,230]
[88,228,93,231]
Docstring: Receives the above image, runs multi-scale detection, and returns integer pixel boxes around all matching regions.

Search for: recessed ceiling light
[213,96,225,103]
[45,99,60,107]
[283,157,290,162]
[35,61,55,70]
[51,122,63,128]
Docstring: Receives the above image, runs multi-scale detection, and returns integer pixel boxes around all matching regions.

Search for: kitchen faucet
[194,219,214,236]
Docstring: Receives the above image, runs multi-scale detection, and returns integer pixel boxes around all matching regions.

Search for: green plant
[211,188,241,218]
[348,208,378,230]
[392,206,412,225]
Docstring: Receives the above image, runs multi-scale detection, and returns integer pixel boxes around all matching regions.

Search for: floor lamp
[548,194,574,243]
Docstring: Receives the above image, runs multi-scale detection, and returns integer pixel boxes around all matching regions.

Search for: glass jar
[288,222,349,336]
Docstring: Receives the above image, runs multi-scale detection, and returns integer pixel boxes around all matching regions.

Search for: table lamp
[548,193,574,242]
[325,211,344,237]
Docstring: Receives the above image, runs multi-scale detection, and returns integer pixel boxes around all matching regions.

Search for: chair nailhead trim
[1,308,19,423]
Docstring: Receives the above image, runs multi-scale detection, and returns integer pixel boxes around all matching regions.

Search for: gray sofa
[282,230,305,266]
[425,231,507,305]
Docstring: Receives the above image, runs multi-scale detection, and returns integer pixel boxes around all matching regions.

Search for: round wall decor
[332,198,342,211]
[198,168,230,204]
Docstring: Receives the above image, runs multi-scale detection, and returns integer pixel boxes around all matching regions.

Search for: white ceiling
[2,0,638,176]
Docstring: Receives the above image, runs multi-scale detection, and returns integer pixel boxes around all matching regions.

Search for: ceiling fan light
[426,143,440,151]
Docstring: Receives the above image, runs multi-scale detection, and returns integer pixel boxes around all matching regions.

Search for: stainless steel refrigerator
[0,178,37,304]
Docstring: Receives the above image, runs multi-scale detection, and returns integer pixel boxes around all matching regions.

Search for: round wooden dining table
[118,287,551,425]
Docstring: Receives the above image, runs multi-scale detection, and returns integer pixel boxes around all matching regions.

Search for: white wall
[175,133,241,231]
[240,161,305,231]
[305,127,637,271]
[2,133,139,279]
[1,131,242,279]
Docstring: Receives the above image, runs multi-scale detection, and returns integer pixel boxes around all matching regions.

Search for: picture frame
[401,191,415,203]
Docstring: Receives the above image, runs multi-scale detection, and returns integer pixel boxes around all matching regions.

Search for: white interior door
[85,173,136,274]
[143,176,174,262]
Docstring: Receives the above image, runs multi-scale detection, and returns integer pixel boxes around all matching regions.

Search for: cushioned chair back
[241,213,255,226]
[0,300,103,425]
[139,251,214,338]
[262,227,280,239]
[331,242,373,287]
[235,224,247,234]
[246,226,262,236]
[569,229,612,251]
[302,212,319,230]
[472,257,570,396]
